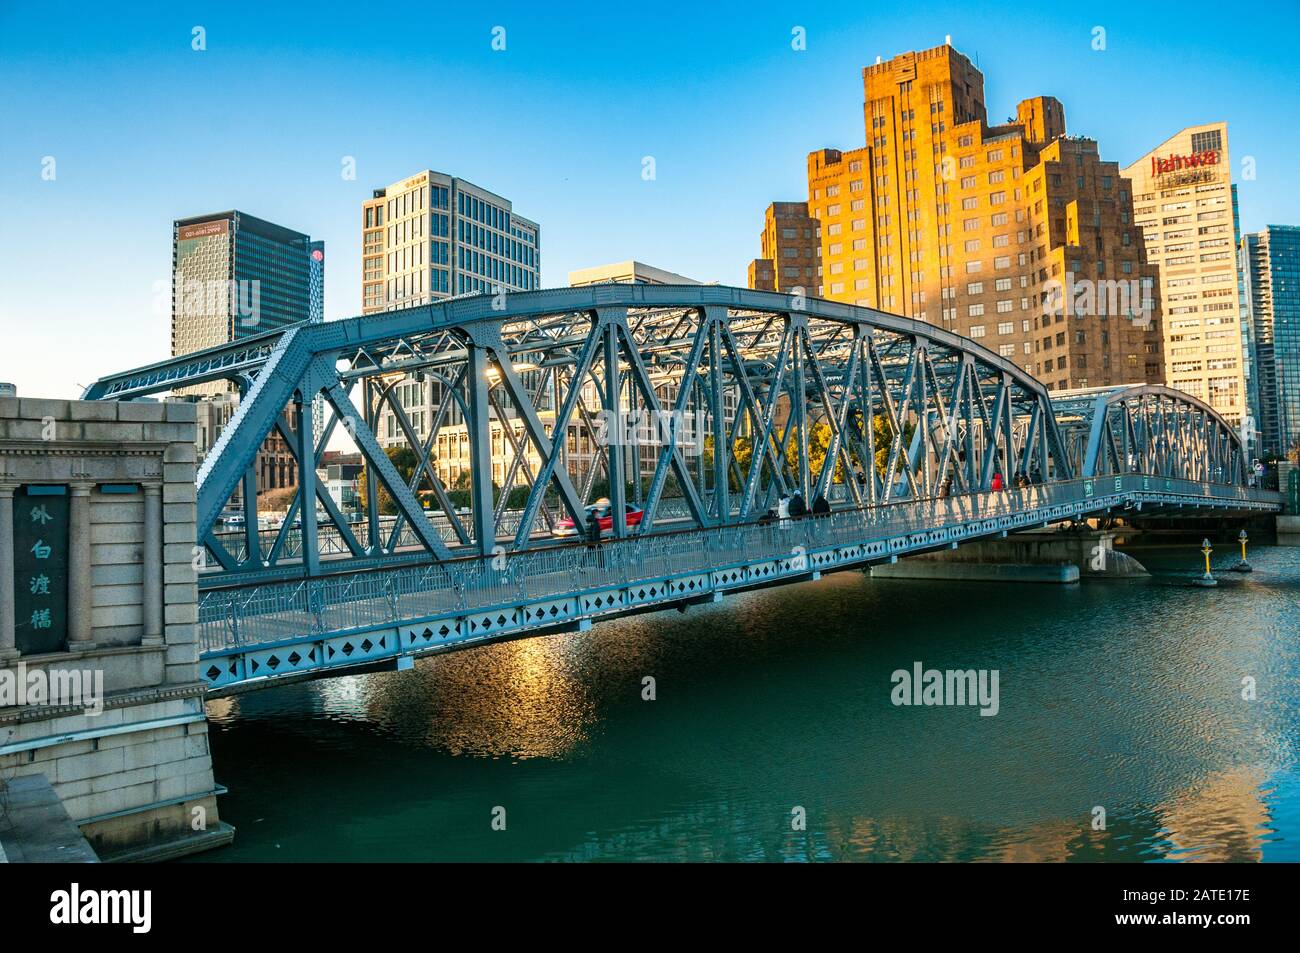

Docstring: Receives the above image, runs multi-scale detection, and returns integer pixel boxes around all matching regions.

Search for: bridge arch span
[1050,384,1246,485]
[84,286,1262,588]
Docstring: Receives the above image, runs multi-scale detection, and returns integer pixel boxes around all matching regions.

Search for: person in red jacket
[991,471,1004,491]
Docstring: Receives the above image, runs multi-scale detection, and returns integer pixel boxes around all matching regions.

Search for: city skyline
[1,2,1297,884]
[3,1,1299,402]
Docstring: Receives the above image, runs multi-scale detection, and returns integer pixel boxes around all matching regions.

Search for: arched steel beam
[1050,384,1246,485]
[85,286,1077,578]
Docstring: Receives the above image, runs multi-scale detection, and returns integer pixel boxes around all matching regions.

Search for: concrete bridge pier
[870,525,1149,584]
[0,396,233,862]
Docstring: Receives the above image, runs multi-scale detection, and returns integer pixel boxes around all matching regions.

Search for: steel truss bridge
[84,286,1281,695]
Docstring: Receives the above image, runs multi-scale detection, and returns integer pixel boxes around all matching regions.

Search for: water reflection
[367,635,599,759]
[199,544,1300,862]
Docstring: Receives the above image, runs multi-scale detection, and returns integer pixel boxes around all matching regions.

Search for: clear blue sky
[2,0,1298,399]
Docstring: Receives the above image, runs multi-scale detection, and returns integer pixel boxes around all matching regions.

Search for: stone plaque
[13,487,70,655]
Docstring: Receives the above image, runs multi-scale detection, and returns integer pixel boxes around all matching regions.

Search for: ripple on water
[195,544,1300,862]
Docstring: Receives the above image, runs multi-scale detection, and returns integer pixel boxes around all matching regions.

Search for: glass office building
[361,171,542,454]
[307,240,325,323]
[360,169,539,315]
[170,211,323,494]
[1241,225,1300,457]
[172,211,323,362]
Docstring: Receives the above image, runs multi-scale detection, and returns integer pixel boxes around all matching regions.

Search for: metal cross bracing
[82,285,1282,694]
[85,285,1086,585]
[1050,385,1244,485]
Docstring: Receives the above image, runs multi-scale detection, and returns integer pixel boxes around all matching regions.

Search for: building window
[1190,130,1223,154]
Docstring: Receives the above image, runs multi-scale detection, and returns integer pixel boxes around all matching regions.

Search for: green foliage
[357,446,421,516]
[698,412,911,497]
[588,478,640,502]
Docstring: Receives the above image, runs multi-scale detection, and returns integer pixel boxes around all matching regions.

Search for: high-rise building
[1122,123,1247,426]
[170,211,322,500]
[746,202,820,293]
[362,171,542,482]
[361,169,539,315]
[307,240,325,322]
[172,211,323,368]
[1241,226,1300,457]
[751,43,1165,393]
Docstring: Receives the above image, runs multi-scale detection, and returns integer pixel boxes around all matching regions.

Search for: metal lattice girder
[321,378,452,560]
[82,330,285,401]
[190,327,312,539]
[1050,384,1246,485]
[93,285,1259,584]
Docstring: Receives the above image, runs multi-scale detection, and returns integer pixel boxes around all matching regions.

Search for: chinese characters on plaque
[12,487,70,654]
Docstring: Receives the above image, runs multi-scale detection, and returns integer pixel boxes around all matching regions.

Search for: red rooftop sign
[1151,150,1219,176]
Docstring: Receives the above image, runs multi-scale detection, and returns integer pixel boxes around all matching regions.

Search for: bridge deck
[196,475,1280,694]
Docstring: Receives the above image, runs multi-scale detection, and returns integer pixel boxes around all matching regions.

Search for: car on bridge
[552,499,645,538]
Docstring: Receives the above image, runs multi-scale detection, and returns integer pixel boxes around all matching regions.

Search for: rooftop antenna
[945,34,952,46]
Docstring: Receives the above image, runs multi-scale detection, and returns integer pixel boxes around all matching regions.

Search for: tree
[257,485,299,512]
[695,412,900,499]
[357,446,422,516]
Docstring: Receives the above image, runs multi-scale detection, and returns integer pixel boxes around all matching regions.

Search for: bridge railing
[197,475,1278,654]
[208,498,703,564]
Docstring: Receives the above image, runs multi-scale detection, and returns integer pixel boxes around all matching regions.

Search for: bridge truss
[86,286,1081,584]
[84,286,1280,693]
[1051,384,1244,484]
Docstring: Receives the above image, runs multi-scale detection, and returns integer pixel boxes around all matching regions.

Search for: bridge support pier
[869,525,1149,584]
[0,397,232,862]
